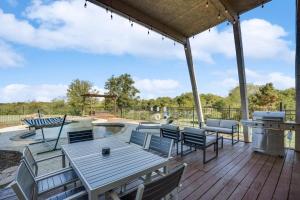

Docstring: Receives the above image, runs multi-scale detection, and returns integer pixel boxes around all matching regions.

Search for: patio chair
[148,135,174,159]
[160,124,181,155]
[11,161,87,200]
[128,130,148,148]
[181,127,220,164]
[109,163,187,200]
[22,146,78,194]
[67,129,94,144]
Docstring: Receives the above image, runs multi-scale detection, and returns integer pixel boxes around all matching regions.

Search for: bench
[202,119,239,145]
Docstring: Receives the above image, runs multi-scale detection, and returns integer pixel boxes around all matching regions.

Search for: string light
[261,2,264,8]
[209,28,211,32]
[206,1,208,8]
[225,9,228,13]
[131,21,133,27]
[227,21,230,26]
[192,35,194,39]
[162,36,164,40]
[173,41,176,46]
[106,7,108,13]
[84,0,87,8]
[218,11,221,19]
[147,29,150,35]
[111,11,113,20]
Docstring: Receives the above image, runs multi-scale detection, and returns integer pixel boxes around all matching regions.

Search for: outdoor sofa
[201,119,239,145]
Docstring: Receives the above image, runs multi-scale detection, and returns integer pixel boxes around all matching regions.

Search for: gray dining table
[61,137,169,200]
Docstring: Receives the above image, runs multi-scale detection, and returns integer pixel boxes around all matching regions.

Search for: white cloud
[208,68,295,96]
[134,79,180,99]
[191,19,294,63]
[0,40,24,68]
[0,1,294,63]
[245,68,295,89]
[0,84,68,102]
[0,83,106,103]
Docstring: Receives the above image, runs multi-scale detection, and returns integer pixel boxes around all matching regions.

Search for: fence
[0,104,297,128]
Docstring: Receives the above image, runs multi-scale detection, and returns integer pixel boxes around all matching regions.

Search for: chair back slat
[149,135,173,158]
[11,161,36,200]
[120,164,186,200]
[67,129,94,144]
[129,131,147,147]
[160,124,180,141]
[182,127,206,147]
[23,146,38,176]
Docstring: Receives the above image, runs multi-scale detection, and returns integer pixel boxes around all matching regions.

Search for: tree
[67,79,93,115]
[175,93,194,107]
[104,74,139,110]
[250,83,279,109]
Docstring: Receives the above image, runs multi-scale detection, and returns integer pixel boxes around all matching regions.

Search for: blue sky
[0,0,296,102]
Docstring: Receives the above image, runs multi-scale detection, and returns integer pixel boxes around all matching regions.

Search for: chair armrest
[232,124,239,133]
[64,191,87,200]
[35,154,63,163]
[108,191,121,200]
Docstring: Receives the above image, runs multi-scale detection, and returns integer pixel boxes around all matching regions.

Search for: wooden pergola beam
[88,0,187,44]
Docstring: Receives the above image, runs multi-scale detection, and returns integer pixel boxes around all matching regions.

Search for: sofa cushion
[206,119,221,127]
[220,120,238,129]
[206,135,218,145]
[203,126,233,134]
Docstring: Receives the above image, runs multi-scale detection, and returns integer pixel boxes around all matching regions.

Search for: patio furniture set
[159,118,239,164]
[9,128,187,200]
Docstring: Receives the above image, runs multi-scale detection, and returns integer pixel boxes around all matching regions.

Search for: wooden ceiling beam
[210,0,238,24]
[88,0,187,44]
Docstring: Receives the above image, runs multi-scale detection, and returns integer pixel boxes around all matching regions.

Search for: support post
[184,38,204,126]
[233,20,250,142]
[295,0,300,151]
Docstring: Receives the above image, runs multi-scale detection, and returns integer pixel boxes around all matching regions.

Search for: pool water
[28,119,124,141]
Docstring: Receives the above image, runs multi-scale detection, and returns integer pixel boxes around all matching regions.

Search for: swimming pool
[23,119,126,141]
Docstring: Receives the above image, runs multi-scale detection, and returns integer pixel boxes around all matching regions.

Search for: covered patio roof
[87,0,275,144]
[89,0,270,43]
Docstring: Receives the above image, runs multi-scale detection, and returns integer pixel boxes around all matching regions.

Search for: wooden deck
[1,140,299,200]
[167,141,300,200]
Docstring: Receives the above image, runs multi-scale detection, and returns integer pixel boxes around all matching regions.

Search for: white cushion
[204,126,233,134]
[206,119,221,127]
[220,120,238,129]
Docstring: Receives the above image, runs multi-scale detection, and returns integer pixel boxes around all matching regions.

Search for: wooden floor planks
[173,141,299,200]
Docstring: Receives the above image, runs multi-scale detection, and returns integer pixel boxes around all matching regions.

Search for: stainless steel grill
[250,111,285,156]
